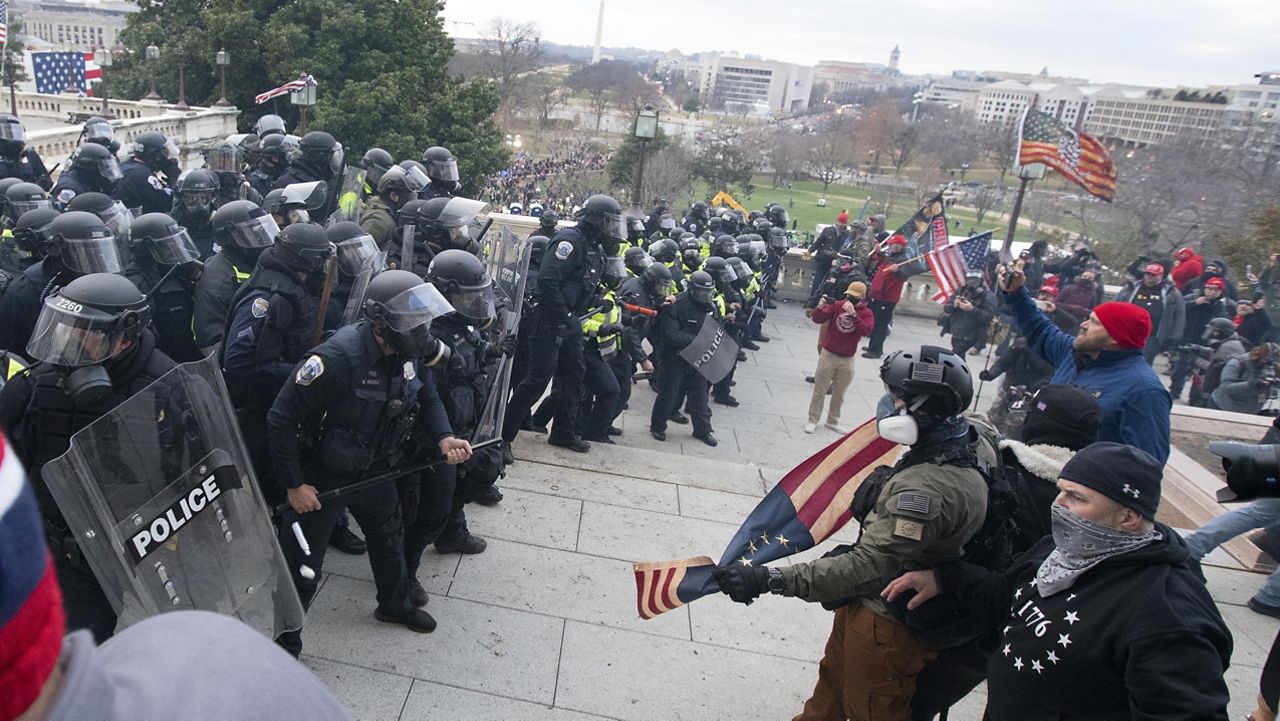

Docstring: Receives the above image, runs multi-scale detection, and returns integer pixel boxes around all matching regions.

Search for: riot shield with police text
[330,165,367,226]
[679,316,741,384]
[42,355,305,640]
[473,225,532,442]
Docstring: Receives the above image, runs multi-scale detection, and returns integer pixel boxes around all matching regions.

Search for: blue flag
[32,52,86,95]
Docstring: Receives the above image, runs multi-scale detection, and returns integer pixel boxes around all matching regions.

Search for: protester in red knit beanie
[1092,301,1152,349]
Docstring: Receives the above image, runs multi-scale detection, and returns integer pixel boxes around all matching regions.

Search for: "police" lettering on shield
[127,475,225,564]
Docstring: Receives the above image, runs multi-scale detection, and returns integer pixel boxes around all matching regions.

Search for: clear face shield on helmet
[228,214,279,249]
[0,121,26,142]
[438,197,490,247]
[329,141,345,176]
[601,256,627,289]
[146,226,200,266]
[380,282,455,333]
[281,181,328,212]
[84,118,113,146]
[712,264,735,286]
[9,197,51,217]
[401,165,430,194]
[59,233,123,275]
[96,156,124,183]
[335,234,384,276]
[99,201,132,241]
[689,281,714,305]
[27,296,133,367]
[205,144,241,173]
[443,275,497,326]
[625,251,653,275]
[425,156,460,183]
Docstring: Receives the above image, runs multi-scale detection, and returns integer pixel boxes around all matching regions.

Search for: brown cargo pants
[793,603,936,721]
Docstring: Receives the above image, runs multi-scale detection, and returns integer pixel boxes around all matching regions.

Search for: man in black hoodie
[885,442,1232,721]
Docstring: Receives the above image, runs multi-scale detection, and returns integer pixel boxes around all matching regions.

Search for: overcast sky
[441,0,1279,89]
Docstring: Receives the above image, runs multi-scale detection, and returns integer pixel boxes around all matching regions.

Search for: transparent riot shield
[42,354,305,640]
[330,165,367,226]
[340,266,375,327]
[473,225,532,442]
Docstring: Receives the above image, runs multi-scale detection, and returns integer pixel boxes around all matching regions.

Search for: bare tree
[477,17,543,102]
[806,116,857,197]
[860,99,923,176]
[527,75,568,126]
[969,184,1003,225]
[641,144,696,207]
[980,120,1021,185]
[567,60,645,130]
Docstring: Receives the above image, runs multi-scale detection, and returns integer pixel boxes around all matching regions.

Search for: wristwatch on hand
[766,567,785,594]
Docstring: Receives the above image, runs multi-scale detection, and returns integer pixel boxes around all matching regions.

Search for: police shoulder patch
[295,355,325,386]
[147,174,164,190]
[554,240,574,260]
[251,297,270,318]
[56,188,76,205]
[402,360,416,381]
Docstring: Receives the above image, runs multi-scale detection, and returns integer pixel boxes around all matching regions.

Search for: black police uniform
[125,261,202,362]
[501,226,600,446]
[170,201,217,260]
[216,174,264,208]
[384,236,434,279]
[0,148,52,190]
[221,246,320,505]
[247,167,281,198]
[275,160,335,222]
[0,259,71,357]
[0,330,174,641]
[507,250,542,393]
[403,316,490,570]
[619,275,659,370]
[193,246,257,353]
[420,180,458,201]
[681,213,707,237]
[115,158,174,215]
[51,169,106,210]
[650,291,715,438]
[268,320,454,654]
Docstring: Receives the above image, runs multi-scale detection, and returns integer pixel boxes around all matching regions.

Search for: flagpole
[1003,176,1030,253]
[4,52,14,118]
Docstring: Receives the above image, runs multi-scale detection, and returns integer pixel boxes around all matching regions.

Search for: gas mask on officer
[875,393,919,446]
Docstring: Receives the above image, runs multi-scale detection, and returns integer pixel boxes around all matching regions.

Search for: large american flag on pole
[0,2,9,46]
[634,419,899,619]
[255,73,316,105]
[31,52,87,95]
[1016,107,1118,202]
[925,231,993,303]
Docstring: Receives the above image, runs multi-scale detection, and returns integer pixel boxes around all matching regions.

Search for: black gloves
[978,369,994,382]
[498,333,518,357]
[713,564,771,605]
[597,323,623,337]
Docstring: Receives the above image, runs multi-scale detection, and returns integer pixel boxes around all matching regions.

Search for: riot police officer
[66,192,132,251]
[205,139,263,207]
[416,196,486,258]
[276,131,339,222]
[323,221,384,329]
[115,130,180,215]
[361,148,394,194]
[4,181,52,227]
[501,194,622,459]
[650,270,718,446]
[384,198,431,276]
[124,212,204,362]
[402,251,507,595]
[361,165,426,248]
[52,143,122,208]
[254,113,288,138]
[682,201,710,236]
[0,211,122,356]
[170,168,220,258]
[194,200,278,353]
[537,210,559,239]
[0,273,174,641]
[619,260,673,380]
[5,205,60,275]
[248,133,296,197]
[0,114,51,189]
[420,145,461,200]
[222,223,333,508]
[81,115,119,155]
[269,269,469,652]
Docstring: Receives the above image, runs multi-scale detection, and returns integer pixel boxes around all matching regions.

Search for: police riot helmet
[767,226,789,251]
[642,260,674,297]
[260,189,285,217]
[176,168,219,202]
[397,198,429,232]
[712,234,737,259]
[298,131,337,170]
[13,206,61,257]
[725,256,751,285]
[5,182,51,219]
[0,177,22,209]
[624,246,653,275]
[82,116,118,154]
[718,211,739,235]
[766,203,789,228]
[417,196,488,250]
[421,146,459,184]
[426,249,496,326]
[66,192,131,244]
[687,270,715,306]
[211,200,278,250]
[658,213,677,232]
[27,273,151,371]
[0,114,26,155]
[708,217,722,232]
[690,201,708,219]
[703,255,733,285]
[203,139,244,174]
[529,202,544,218]
[649,237,678,263]
[70,142,124,183]
[43,211,122,275]
[129,212,201,267]
[361,148,395,187]
[601,255,627,290]
[254,114,287,138]
[273,222,334,274]
[576,195,626,247]
[258,133,293,167]
[326,221,384,276]
[539,210,559,233]
[377,165,427,200]
[753,219,773,235]
[879,345,974,419]
[528,235,549,269]
[680,239,703,271]
[132,131,177,165]
[1203,317,1237,345]
[363,268,455,362]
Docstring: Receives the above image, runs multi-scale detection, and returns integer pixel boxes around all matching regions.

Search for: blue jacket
[1004,286,1172,464]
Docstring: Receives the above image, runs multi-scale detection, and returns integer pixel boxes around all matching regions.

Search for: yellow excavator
[709,190,746,214]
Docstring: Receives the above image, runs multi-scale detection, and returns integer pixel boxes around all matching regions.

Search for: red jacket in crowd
[871,263,907,304]
[812,300,874,357]
[1171,251,1203,291]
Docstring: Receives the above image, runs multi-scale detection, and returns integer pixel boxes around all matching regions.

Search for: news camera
[1210,442,1280,501]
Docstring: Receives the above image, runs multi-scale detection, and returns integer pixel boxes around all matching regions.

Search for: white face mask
[875,393,919,445]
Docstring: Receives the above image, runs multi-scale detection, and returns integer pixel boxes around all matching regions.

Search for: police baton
[309,254,338,348]
[274,437,503,514]
[474,217,495,245]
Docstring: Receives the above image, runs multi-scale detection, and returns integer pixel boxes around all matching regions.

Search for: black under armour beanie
[1058,442,1163,520]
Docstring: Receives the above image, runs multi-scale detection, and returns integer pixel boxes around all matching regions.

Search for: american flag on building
[634,419,900,619]
[32,52,89,95]
[1016,108,1118,202]
[926,231,993,302]
[0,2,9,46]
[255,73,316,105]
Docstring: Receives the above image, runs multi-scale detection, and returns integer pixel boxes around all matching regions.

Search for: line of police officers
[0,111,792,657]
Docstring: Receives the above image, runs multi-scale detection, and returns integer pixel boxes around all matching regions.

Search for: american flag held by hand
[634,419,899,619]
[925,231,993,303]
[255,73,316,105]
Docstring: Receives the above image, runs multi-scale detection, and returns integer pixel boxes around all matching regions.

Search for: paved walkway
[302,301,1274,720]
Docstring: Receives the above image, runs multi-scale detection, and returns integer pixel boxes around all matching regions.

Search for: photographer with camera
[1209,342,1280,414]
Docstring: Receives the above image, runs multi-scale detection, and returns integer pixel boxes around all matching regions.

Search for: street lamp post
[290,79,317,134]
[143,45,162,101]
[214,49,231,107]
[97,47,113,116]
[911,92,924,123]
[960,162,970,181]
[4,51,16,117]
[632,104,658,209]
[175,54,190,110]
[1002,162,1046,259]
